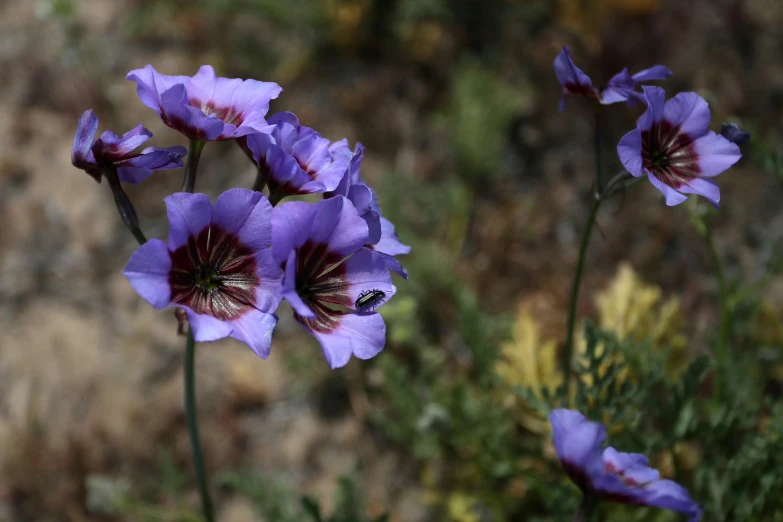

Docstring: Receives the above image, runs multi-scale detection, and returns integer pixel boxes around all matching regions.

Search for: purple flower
[617,86,742,207]
[244,112,353,199]
[71,109,185,184]
[272,196,396,369]
[126,64,282,142]
[123,189,284,358]
[326,143,411,279]
[554,46,672,112]
[549,409,702,522]
[719,123,751,145]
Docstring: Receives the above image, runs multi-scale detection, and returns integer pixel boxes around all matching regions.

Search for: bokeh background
[2,0,783,520]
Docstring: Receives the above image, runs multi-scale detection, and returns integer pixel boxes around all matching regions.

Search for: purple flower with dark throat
[617,86,742,207]
[272,196,396,369]
[71,109,185,183]
[126,65,282,142]
[554,46,672,112]
[244,112,353,199]
[550,409,702,522]
[123,189,283,358]
[326,143,411,279]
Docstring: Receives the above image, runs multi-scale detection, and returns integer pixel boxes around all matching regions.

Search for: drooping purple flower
[719,123,751,145]
[272,196,396,369]
[326,143,411,279]
[126,64,282,142]
[244,112,353,200]
[123,189,284,358]
[71,109,186,184]
[549,409,702,522]
[554,46,672,112]
[617,86,742,207]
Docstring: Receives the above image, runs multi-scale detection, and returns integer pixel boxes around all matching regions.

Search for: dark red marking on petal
[642,120,701,189]
[563,82,598,99]
[161,112,212,142]
[168,225,259,321]
[294,299,342,334]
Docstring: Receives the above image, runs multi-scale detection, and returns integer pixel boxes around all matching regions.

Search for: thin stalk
[182,140,206,193]
[252,167,267,192]
[594,108,604,193]
[104,166,147,245]
[706,225,729,402]
[563,197,602,400]
[573,495,598,522]
[268,190,284,207]
[184,329,214,522]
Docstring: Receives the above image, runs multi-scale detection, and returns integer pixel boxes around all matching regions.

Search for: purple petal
[342,249,396,310]
[272,201,318,265]
[632,65,673,83]
[617,128,644,177]
[692,131,742,177]
[165,192,212,251]
[229,310,278,359]
[348,184,382,244]
[606,68,635,89]
[183,307,234,342]
[602,447,650,474]
[639,86,666,130]
[548,409,607,484]
[117,146,185,170]
[309,196,368,258]
[159,84,224,141]
[122,239,172,309]
[602,69,636,105]
[379,252,409,279]
[646,171,688,206]
[212,188,273,251]
[71,109,99,168]
[553,46,594,111]
[309,312,387,369]
[253,249,284,312]
[373,217,411,257]
[600,86,636,105]
[632,479,703,522]
[282,250,315,318]
[253,136,327,195]
[719,123,750,145]
[663,92,711,139]
[126,64,191,116]
[117,167,155,184]
[678,178,720,208]
[94,125,152,161]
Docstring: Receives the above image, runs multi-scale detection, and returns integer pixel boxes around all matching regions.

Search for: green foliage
[434,59,529,183]
[219,471,387,522]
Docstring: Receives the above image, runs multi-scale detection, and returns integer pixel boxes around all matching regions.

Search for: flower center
[168,225,259,321]
[641,120,700,188]
[291,240,352,333]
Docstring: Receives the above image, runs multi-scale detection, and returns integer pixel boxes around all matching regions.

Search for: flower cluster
[555,47,745,206]
[72,64,409,369]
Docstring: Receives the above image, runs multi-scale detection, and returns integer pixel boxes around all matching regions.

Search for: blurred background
[2,0,783,520]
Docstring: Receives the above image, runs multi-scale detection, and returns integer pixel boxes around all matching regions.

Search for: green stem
[252,167,267,192]
[268,190,284,207]
[104,166,147,245]
[563,197,602,400]
[573,495,598,522]
[185,329,215,522]
[705,225,729,399]
[182,140,206,193]
[594,108,604,193]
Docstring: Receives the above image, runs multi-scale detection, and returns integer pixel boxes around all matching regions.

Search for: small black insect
[355,289,386,312]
